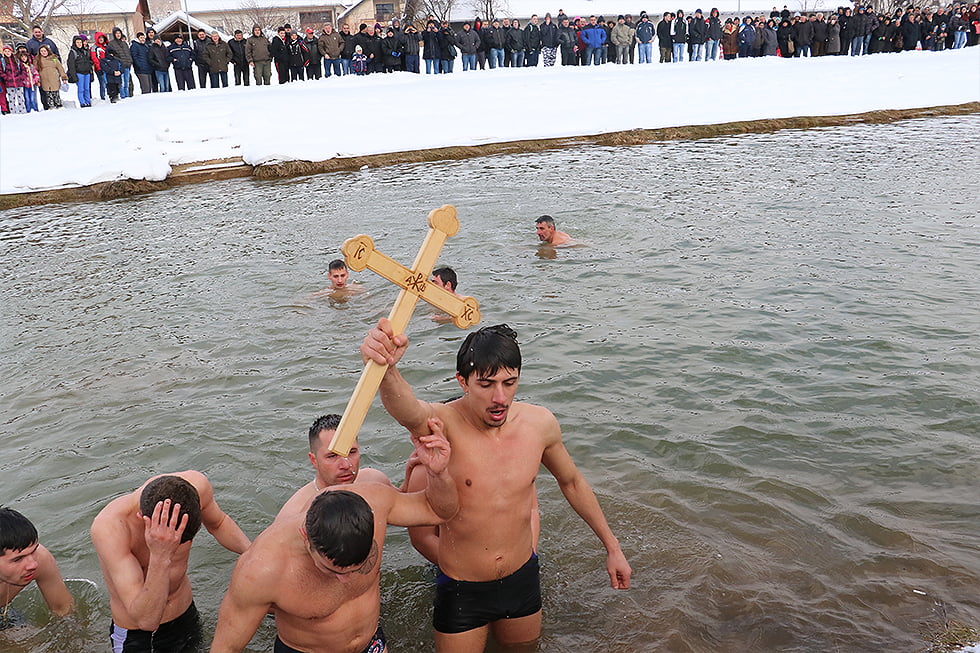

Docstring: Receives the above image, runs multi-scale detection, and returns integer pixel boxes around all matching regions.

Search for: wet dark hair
[328,259,347,272]
[308,414,341,451]
[535,215,556,226]
[0,507,38,553]
[139,476,202,544]
[432,266,457,292]
[305,490,374,567]
[456,324,521,379]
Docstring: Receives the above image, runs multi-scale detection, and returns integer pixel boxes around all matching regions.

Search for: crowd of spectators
[2,4,978,115]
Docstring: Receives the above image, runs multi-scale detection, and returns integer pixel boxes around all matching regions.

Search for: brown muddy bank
[2,102,977,211]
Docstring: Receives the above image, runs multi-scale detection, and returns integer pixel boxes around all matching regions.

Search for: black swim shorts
[110,601,202,653]
[274,622,386,653]
[433,554,542,634]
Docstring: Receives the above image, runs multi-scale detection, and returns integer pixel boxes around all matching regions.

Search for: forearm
[126,554,175,629]
[210,515,251,554]
[559,477,622,554]
[379,366,430,430]
[424,468,458,521]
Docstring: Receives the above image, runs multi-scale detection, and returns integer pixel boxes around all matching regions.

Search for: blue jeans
[404,54,419,73]
[75,73,92,104]
[672,42,685,61]
[953,31,967,48]
[850,35,866,55]
[209,71,228,87]
[525,49,539,66]
[339,58,351,75]
[154,70,170,92]
[638,42,653,63]
[425,58,439,74]
[799,44,811,57]
[510,50,525,67]
[119,67,131,98]
[97,70,107,99]
[24,86,38,112]
[441,59,454,73]
[585,46,601,65]
[461,53,476,70]
[324,58,342,77]
[489,48,504,68]
[705,39,719,60]
[691,42,704,60]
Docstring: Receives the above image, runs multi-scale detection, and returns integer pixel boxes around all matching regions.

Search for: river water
[2,115,978,653]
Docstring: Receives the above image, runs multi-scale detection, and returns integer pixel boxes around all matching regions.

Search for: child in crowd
[16,46,40,112]
[35,44,67,109]
[351,44,368,75]
[67,34,94,107]
[102,48,122,102]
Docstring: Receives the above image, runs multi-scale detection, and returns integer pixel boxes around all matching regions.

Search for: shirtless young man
[534,215,572,246]
[362,320,631,652]
[1,507,74,624]
[91,471,250,653]
[276,414,392,520]
[210,419,457,653]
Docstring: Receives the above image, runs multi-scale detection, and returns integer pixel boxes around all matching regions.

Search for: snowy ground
[1,47,977,195]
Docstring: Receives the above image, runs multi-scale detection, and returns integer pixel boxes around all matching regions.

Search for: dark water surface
[2,116,978,652]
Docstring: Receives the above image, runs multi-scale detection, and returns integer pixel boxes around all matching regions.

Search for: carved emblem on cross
[328,205,481,455]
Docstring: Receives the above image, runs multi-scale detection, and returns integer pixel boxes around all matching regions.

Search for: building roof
[177,0,352,11]
[151,10,233,39]
[53,0,144,16]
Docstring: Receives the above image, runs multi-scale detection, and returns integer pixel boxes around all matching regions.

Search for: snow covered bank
[1,47,977,195]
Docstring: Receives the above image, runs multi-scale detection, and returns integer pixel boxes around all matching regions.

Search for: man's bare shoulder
[275,483,316,522]
[354,468,391,486]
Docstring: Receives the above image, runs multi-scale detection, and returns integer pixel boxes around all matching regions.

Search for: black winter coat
[148,43,170,71]
[67,44,93,82]
[688,17,708,44]
[524,23,542,49]
[228,38,247,65]
[540,21,560,47]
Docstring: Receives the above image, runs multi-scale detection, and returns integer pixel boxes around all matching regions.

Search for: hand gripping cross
[328,205,481,455]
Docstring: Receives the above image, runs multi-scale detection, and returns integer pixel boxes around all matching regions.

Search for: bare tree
[0,0,73,42]
[420,0,457,22]
[58,0,104,35]
[234,0,290,31]
[467,0,508,22]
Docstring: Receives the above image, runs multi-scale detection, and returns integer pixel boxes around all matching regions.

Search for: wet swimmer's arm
[34,545,75,616]
[385,419,458,526]
[362,318,435,431]
[541,426,632,590]
[92,499,187,630]
[194,471,251,554]
[210,550,275,653]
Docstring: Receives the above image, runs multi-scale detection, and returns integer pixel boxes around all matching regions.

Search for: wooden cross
[328,205,481,455]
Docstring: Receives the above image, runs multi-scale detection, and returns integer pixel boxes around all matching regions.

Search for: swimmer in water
[0,507,74,625]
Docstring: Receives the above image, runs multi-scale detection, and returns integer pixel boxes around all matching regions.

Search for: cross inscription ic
[328,205,481,455]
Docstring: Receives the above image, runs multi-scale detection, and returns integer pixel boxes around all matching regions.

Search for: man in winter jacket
[706,8,723,60]
[523,14,542,66]
[148,37,171,92]
[228,29,249,85]
[303,28,321,79]
[245,25,272,85]
[811,13,829,56]
[457,22,481,71]
[168,34,196,90]
[688,9,708,60]
[108,27,133,97]
[635,14,655,63]
[581,15,606,65]
[26,25,60,57]
[793,13,815,56]
[672,10,688,61]
[129,32,152,94]
[317,23,344,77]
[192,28,210,87]
[204,31,232,87]
[611,15,634,63]
[657,12,674,62]
[270,26,290,83]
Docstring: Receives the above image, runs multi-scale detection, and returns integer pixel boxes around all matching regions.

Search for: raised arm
[361,318,434,432]
[210,546,276,653]
[540,418,631,590]
[34,545,75,616]
[365,418,457,528]
[91,499,188,631]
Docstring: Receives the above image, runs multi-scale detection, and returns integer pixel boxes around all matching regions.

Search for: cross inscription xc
[328,205,481,455]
